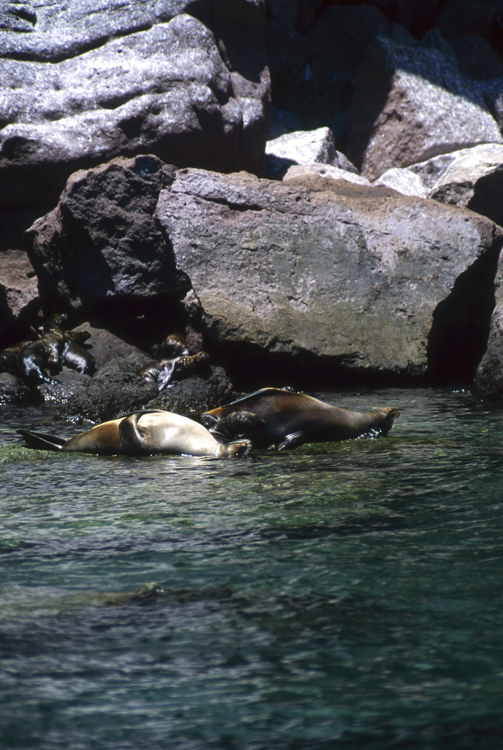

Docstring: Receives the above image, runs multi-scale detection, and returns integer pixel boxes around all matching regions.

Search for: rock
[24,155,188,316]
[482,78,503,134]
[266,0,325,34]
[267,106,303,140]
[429,143,503,227]
[145,366,234,415]
[55,353,156,423]
[282,164,370,187]
[373,168,429,198]
[266,17,354,144]
[0,248,39,343]
[265,127,336,178]
[434,0,498,42]
[155,167,503,386]
[305,3,391,85]
[0,371,36,405]
[408,148,486,190]
[450,34,503,81]
[346,35,503,180]
[267,127,336,165]
[473,255,503,403]
[0,11,269,210]
[0,0,212,61]
[66,324,149,371]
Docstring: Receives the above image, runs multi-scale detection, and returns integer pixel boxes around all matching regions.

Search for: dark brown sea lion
[16,327,65,384]
[18,410,251,458]
[0,340,32,375]
[201,388,400,450]
[138,352,211,391]
[151,333,189,359]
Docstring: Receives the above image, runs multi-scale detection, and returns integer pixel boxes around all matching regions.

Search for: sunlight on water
[1,389,503,749]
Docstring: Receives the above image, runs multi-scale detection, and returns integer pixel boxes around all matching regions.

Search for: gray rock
[347,35,503,180]
[408,148,486,190]
[266,127,336,166]
[373,168,429,198]
[155,168,503,385]
[0,248,39,339]
[0,12,269,209]
[482,77,503,134]
[282,164,370,187]
[473,255,503,403]
[429,143,503,227]
[24,155,188,316]
[305,3,391,84]
[0,0,211,60]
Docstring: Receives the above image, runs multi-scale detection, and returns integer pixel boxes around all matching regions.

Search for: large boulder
[346,34,503,180]
[0,8,269,210]
[24,155,188,317]
[155,168,503,386]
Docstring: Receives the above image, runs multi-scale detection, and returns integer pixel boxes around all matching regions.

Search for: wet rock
[155,167,503,386]
[346,35,502,180]
[145,366,234,415]
[0,371,36,405]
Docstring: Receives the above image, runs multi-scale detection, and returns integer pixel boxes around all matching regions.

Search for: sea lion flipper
[157,360,177,392]
[277,431,304,451]
[17,429,66,451]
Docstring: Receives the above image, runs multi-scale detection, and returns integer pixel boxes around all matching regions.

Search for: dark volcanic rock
[145,366,234,415]
[24,155,187,316]
[155,167,503,387]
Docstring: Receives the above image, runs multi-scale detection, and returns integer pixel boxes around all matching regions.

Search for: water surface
[1,389,503,749]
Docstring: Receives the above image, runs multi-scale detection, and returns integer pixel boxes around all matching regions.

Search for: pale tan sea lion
[18,410,251,458]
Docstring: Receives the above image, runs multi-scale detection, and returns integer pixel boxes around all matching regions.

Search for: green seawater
[1,389,503,750]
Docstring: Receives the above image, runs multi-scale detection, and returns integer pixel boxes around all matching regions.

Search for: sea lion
[201,388,400,450]
[0,340,33,375]
[18,409,251,458]
[138,352,211,391]
[61,338,96,375]
[151,333,189,359]
[16,333,64,384]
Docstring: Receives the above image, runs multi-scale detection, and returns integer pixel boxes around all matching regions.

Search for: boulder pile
[3,0,503,413]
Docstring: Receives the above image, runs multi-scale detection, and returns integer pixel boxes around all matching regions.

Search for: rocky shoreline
[3,0,503,418]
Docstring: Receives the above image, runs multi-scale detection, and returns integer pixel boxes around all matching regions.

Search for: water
[1,389,503,750]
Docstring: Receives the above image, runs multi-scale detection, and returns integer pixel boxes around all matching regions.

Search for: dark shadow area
[427,241,502,385]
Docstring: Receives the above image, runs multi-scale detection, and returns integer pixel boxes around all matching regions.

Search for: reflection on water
[1,389,503,749]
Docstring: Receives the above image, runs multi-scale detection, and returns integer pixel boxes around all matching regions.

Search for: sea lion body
[19,410,251,458]
[202,388,400,450]
[62,339,96,375]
